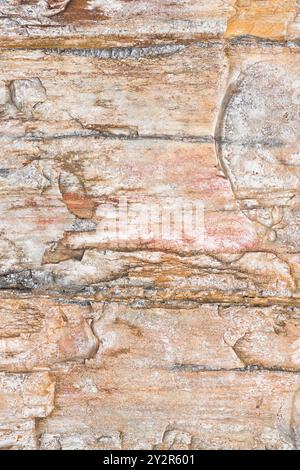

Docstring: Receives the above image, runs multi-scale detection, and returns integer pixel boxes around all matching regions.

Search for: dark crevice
[171,364,300,375]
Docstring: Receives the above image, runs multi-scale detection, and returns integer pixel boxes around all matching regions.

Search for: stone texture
[0,1,236,47]
[0,0,300,451]
[0,372,55,449]
[226,0,298,40]
[38,367,300,450]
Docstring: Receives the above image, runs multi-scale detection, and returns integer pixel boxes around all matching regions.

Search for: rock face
[0,0,300,450]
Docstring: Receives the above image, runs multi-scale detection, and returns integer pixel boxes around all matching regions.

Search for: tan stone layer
[1,298,300,449]
[1,1,300,48]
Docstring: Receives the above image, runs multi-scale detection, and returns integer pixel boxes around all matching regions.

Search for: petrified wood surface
[0,1,300,450]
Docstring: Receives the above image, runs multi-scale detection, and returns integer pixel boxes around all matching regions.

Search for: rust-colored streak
[62,192,96,219]
[54,0,108,22]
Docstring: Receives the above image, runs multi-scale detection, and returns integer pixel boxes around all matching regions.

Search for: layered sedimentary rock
[0,0,300,450]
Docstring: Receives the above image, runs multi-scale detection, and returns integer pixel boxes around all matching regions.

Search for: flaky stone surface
[0,0,300,451]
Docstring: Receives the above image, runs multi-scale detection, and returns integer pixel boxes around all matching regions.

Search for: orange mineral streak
[62,192,96,219]
[226,0,297,40]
